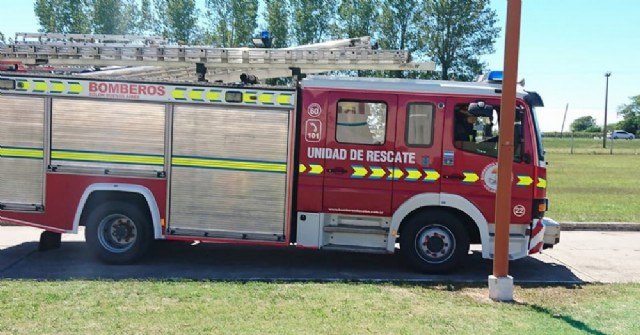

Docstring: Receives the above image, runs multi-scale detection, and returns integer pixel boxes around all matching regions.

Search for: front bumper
[542,217,561,249]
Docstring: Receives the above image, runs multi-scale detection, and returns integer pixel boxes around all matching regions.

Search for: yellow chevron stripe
[308,164,323,174]
[537,177,547,189]
[172,157,286,173]
[0,148,43,159]
[463,172,479,183]
[51,151,163,165]
[517,175,534,186]
[51,82,65,93]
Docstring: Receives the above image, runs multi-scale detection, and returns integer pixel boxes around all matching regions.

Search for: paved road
[1,226,639,283]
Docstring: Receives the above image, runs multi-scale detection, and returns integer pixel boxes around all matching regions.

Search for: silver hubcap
[97,214,137,253]
[415,225,456,264]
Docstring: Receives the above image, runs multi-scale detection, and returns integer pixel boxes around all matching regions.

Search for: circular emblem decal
[481,163,499,193]
[513,205,526,217]
[307,103,322,117]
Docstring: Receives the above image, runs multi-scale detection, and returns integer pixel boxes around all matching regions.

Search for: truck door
[440,97,536,224]
[392,96,444,210]
[322,92,397,217]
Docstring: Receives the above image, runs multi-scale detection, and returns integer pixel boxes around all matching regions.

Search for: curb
[559,222,640,232]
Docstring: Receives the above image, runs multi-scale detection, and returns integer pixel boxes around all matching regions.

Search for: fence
[543,135,640,155]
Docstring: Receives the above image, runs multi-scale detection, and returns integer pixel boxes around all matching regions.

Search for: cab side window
[406,103,435,147]
[452,102,525,162]
[336,101,387,145]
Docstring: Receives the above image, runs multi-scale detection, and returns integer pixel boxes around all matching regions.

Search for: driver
[454,106,477,142]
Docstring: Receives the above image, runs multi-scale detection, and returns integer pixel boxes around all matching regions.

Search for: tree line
[13,0,501,81]
[570,95,640,136]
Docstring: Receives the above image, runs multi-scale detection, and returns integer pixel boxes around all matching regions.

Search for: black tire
[84,201,153,264]
[399,211,470,274]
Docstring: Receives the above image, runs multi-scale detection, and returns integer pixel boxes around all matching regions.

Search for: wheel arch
[72,183,163,239]
[388,193,488,256]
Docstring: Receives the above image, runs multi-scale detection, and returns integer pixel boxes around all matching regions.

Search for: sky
[1,0,639,132]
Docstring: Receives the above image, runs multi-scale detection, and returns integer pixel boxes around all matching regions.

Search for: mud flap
[38,231,62,251]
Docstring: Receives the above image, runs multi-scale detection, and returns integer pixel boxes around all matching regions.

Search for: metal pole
[489,0,521,302]
[602,72,611,148]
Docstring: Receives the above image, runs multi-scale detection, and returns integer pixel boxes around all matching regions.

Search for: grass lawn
[542,138,640,222]
[543,137,640,155]
[0,281,639,335]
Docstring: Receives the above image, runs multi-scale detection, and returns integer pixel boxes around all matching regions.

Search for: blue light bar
[487,71,504,82]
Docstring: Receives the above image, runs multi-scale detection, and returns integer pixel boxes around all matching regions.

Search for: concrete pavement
[1,226,639,283]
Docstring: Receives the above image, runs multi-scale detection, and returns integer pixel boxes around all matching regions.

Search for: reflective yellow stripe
[51,151,163,165]
[405,168,423,181]
[369,166,386,179]
[307,164,323,174]
[517,175,534,186]
[189,90,204,101]
[259,93,274,104]
[0,147,43,159]
[276,94,293,106]
[207,90,221,102]
[68,82,82,94]
[16,80,30,91]
[352,165,368,178]
[51,82,65,93]
[243,92,257,103]
[172,157,286,173]
[537,177,547,189]
[387,167,404,180]
[34,81,48,92]
[172,88,187,100]
[423,169,440,182]
[462,172,479,183]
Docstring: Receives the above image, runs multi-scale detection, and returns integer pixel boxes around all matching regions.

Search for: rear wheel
[85,201,153,264]
[400,211,470,274]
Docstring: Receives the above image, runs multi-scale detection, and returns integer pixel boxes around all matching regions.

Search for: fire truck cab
[296,73,555,273]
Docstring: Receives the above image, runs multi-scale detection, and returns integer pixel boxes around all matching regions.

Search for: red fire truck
[0,33,559,273]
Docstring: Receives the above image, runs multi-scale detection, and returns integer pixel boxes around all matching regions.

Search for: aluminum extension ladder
[1,32,435,82]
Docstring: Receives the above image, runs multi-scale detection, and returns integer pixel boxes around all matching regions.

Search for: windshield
[530,106,545,163]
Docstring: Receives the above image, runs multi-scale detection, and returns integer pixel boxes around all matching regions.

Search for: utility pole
[602,72,611,148]
[560,103,568,137]
[489,0,521,302]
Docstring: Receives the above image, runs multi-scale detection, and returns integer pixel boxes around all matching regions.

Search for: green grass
[542,138,640,222]
[543,137,640,155]
[0,281,639,335]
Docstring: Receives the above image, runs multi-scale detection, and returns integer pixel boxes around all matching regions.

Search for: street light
[602,71,611,148]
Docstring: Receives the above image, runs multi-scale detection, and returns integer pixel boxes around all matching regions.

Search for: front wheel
[85,201,153,264]
[399,211,470,274]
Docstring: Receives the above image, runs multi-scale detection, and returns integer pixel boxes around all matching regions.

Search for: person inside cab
[454,105,477,144]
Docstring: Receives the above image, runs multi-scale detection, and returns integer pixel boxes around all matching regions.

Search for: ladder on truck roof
[1,32,435,82]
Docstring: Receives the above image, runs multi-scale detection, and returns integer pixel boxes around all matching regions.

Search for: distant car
[607,130,635,140]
